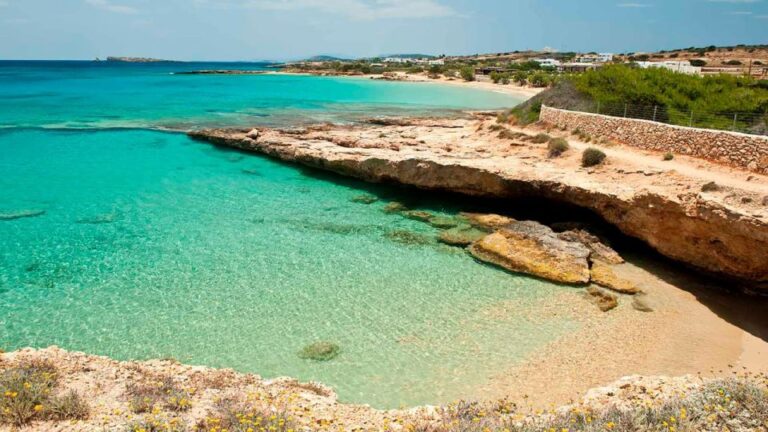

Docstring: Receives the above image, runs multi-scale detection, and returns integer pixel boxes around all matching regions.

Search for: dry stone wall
[540,105,768,174]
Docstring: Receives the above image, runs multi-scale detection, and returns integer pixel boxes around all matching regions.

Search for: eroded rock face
[469,221,591,284]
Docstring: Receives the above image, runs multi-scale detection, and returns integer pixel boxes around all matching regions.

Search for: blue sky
[1,0,767,60]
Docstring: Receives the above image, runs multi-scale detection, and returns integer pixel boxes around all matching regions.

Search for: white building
[532,58,561,68]
[576,53,614,63]
[428,59,445,66]
[635,61,702,75]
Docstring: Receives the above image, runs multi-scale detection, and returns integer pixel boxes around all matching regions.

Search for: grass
[582,148,607,167]
[547,138,570,157]
[0,359,89,426]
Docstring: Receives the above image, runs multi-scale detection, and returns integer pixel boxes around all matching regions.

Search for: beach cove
[1,61,767,431]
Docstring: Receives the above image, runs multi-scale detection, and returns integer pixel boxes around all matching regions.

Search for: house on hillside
[532,58,561,68]
[635,61,702,75]
[558,62,601,73]
[576,53,614,63]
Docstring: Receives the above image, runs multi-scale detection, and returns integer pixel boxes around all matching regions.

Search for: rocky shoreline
[188,115,768,293]
[1,347,766,431]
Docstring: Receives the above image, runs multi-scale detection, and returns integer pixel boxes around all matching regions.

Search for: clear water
[0,62,577,408]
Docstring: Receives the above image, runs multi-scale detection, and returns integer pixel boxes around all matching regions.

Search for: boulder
[590,261,640,294]
[460,212,516,231]
[385,230,433,246]
[558,229,624,265]
[586,287,619,312]
[469,221,591,284]
[438,226,488,247]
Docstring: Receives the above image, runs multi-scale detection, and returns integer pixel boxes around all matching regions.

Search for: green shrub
[725,60,742,66]
[547,138,570,157]
[531,133,551,143]
[690,59,707,67]
[581,147,606,167]
[460,66,475,82]
[663,152,674,161]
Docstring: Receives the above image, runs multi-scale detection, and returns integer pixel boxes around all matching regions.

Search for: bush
[725,60,742,66]
[690,59,707,67]
[663,152,674,161]
[531,133,551,143]
[0,361,89,426]
[581,147,606,167]
[460,66,475,82]
[548,138,570,157]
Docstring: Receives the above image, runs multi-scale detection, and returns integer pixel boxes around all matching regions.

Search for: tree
[460,66,476,82]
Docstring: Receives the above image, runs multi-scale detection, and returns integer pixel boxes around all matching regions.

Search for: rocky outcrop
[469,221,592,284]
[188,122,768,292]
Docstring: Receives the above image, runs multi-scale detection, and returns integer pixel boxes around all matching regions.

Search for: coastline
[267,70,544,100]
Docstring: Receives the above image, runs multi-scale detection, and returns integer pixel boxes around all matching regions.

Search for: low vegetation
[404,376,768,432]
[547,138,570,157]
[582,148,607,167]
[126,375,194,414]
[663,152,674,161]
[0,360,89,426]
[510,65,768,133]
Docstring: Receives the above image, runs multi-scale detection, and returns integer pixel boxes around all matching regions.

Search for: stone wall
[540,105,768,174]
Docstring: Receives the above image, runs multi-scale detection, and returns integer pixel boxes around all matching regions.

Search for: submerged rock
[469,221,591,284]
[558,229,624,265]
[460,212,516,231]
[586,286,619,312]
[428,215,460,229]
[77,212,121,225]
[298,342,340,361]
[385,230,433,246]
[403,210,433,222]
[438,226,487,247]
[382,201,408,214]
[350,194,378,205]
[241,168,263,176]
[590,261,640,294]
[0,209,46,221]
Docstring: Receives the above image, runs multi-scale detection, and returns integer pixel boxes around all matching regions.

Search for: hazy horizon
[1,0,767,61]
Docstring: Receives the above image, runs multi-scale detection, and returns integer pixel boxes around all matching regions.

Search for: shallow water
[0,62,579,408]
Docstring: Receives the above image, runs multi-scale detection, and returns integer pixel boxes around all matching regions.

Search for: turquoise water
[0,62,576,408]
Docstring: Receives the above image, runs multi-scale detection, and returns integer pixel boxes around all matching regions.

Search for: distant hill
[305,55,350,62]
[384,54,436,59]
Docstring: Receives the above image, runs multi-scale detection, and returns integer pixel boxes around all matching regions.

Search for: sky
[0,0,767,60]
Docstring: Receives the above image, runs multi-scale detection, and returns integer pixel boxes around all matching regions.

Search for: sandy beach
[270,70,545,100]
